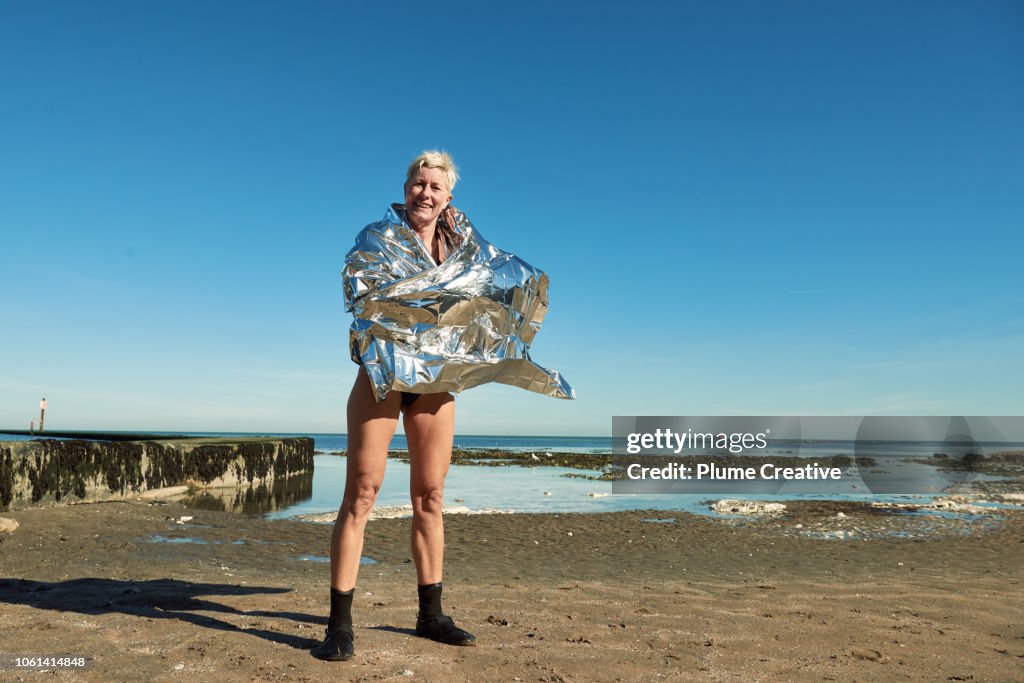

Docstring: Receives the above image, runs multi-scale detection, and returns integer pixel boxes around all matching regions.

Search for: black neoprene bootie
[414,583,476,646]
[311,625,355,661]
[312,588,355,661]
[415,614,476,646]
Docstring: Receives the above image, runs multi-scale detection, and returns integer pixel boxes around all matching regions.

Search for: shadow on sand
[0,577,324,650]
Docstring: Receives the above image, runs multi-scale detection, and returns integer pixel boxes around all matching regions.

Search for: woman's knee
[413,484,445,516]
[340,479,381,520]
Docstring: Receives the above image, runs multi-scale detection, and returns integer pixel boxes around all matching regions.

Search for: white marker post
[39,398,47,432]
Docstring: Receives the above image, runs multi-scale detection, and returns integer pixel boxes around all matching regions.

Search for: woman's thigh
[403,393,456,497]
[345,367,401,491]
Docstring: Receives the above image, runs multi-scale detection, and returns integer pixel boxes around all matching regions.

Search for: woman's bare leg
[330,368,401,591]
[404,393,474,645]
[404,393,456,585]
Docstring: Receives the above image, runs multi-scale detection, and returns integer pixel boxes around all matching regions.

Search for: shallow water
[261,455,951,521]
[6,432,1015,520]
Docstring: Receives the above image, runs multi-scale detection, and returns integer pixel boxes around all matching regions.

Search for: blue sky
[1,1,1021,436]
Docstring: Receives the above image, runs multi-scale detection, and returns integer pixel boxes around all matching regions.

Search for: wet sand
[1,500,1022,682]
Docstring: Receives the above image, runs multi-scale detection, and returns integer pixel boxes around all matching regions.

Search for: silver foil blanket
[343,205,575,402]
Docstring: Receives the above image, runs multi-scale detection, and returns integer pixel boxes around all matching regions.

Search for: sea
[9,432,1016,520]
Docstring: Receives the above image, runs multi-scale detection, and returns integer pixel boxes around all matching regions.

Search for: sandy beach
[1,497,1022,682]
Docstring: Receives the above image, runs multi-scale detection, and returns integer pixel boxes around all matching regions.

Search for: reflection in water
[298,555,377,565]
[181,472,313,514]
[148,535,214,544]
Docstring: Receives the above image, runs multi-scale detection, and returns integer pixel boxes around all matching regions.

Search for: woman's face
[404,167,452,229]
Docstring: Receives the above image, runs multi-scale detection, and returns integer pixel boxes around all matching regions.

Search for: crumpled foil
[343,204,575,402]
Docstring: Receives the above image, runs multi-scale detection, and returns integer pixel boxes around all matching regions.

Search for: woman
[312,151,473,661]
[314,150,573,662]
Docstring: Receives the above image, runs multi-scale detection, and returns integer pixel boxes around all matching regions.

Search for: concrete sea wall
[0,437,314,511]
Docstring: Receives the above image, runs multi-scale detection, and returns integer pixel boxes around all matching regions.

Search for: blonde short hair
[406,150,459,192]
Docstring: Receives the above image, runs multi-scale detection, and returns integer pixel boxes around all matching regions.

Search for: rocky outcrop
[0,437,313,511]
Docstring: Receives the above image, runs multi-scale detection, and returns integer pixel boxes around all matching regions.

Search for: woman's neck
[409,219,436,244]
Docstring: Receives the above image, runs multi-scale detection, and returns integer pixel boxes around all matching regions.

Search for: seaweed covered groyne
[0,437,313,510]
